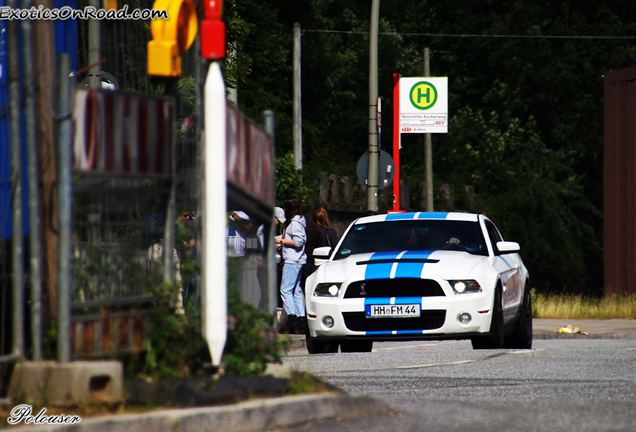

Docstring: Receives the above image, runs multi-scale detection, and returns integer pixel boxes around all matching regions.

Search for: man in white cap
[228,210,260,307]
[274,207,286,226]
[228,210,251,257]
[254,207,286,312]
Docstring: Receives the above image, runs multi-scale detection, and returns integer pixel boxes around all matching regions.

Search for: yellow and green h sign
[409,81,438,110]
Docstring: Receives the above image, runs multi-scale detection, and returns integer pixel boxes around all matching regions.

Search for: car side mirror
[496,241,520,254]
[313,246,332,259]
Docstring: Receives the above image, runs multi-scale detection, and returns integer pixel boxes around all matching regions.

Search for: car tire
[504,281,533,349]
[471,284,504,350]
[340,340,373,353]
[306,337,340,354]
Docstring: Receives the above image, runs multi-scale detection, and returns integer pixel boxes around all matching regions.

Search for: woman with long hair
[313,208,338,249]
[276,197,307,334]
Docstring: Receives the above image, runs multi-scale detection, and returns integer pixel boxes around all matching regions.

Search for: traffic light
[200,0,225,59]
[147,0,198,77]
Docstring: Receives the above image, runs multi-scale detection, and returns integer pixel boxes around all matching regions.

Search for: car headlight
[313,283,342,297]
[449,280,482,294]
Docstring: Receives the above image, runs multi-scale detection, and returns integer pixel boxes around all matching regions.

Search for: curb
[533,333,636,340]
[10,394,391,432]
[288,335,306,351]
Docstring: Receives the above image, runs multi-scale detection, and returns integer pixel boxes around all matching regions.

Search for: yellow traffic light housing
[147,0,198,77]
[103,0,117,10]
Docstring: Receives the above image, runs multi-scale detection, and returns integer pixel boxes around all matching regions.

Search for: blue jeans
[280,263,305,317]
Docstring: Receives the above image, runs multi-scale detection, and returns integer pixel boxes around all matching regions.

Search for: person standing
[227,210,251,258]
[276,197,307,334]
[177,210,199,303]
[273,207,286,307]
[313,208,338,249]
[301,215,323,290]
[256,207,286,311]
[228,210,260,307]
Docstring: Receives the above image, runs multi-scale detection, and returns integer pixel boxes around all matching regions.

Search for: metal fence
[71,176,172,304]
[67,134,201,359]
[70,137,201,308]
[0,81,276,367]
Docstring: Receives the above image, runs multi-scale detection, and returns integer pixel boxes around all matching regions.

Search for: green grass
[288,371,331,395]
[533,291,636,319]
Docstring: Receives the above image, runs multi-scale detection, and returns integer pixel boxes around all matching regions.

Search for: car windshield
[333,219,488,260]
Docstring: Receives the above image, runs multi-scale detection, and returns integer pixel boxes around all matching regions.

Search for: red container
[603,65,636,295]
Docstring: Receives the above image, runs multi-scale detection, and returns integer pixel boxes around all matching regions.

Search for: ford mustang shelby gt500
[305,212,532,354]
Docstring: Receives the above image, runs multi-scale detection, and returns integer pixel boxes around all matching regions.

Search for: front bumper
[307,290,494,340]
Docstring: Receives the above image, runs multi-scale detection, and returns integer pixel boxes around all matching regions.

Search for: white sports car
[305,212,532,354]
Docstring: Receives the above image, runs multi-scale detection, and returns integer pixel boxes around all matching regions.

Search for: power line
[303,29,636,40]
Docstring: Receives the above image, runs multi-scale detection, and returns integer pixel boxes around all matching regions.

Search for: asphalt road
[281,338,636,432]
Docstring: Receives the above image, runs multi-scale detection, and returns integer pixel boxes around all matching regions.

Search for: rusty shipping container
[604,65,636,295]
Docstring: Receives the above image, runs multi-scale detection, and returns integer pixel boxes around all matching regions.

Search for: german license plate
[365,304,420,318]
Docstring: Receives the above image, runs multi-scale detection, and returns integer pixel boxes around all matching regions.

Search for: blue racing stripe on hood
[394,250,434,278]
[363,251,401,279]
[363,250,436,279]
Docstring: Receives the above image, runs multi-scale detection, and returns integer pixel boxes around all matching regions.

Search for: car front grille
[342,310,446,332]
[343,278,445,299]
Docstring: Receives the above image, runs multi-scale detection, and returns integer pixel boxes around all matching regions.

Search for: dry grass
[533,292,636,319]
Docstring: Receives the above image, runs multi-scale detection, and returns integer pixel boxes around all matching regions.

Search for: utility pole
[8,0,24,356]
[22,0,43,360]
[57,54,72,363]
[293,23,302,171]
[367,0,380,212]
[88,0,101,88]
[33,0,59,329]
[424,47,434,211]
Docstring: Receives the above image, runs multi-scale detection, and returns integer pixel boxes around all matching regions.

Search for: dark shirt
[319,226,338,249]
[304,220,324,266]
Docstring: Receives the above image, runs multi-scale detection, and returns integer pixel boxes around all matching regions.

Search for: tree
[439,108,601,293]
[223,0,636,293]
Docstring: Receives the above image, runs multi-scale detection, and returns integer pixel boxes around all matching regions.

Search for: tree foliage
[224,0,636,293]
[274,152,315,212]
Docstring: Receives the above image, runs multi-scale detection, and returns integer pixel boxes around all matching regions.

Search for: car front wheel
[471,284,504,350]
[504,281,533,349]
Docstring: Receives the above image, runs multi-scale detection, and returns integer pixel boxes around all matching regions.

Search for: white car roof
[355,211,480,225]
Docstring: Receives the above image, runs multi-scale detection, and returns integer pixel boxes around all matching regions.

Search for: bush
[133,284,207,381]
[223,286,291,376]
[131,282,290,381]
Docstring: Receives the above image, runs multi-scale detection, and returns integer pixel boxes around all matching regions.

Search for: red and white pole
[203,62,227,366]
[392,73,400,212]
[201,0,227,367]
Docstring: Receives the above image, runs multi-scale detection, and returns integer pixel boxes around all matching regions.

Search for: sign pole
[392,73,400,212]
[424,48,434,211]
[395,71,447,213]
[367,0,380,212]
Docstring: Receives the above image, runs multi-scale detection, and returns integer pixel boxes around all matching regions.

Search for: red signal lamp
[201,0,225,60]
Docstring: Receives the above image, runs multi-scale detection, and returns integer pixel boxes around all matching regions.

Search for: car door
[485,221,522,324]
